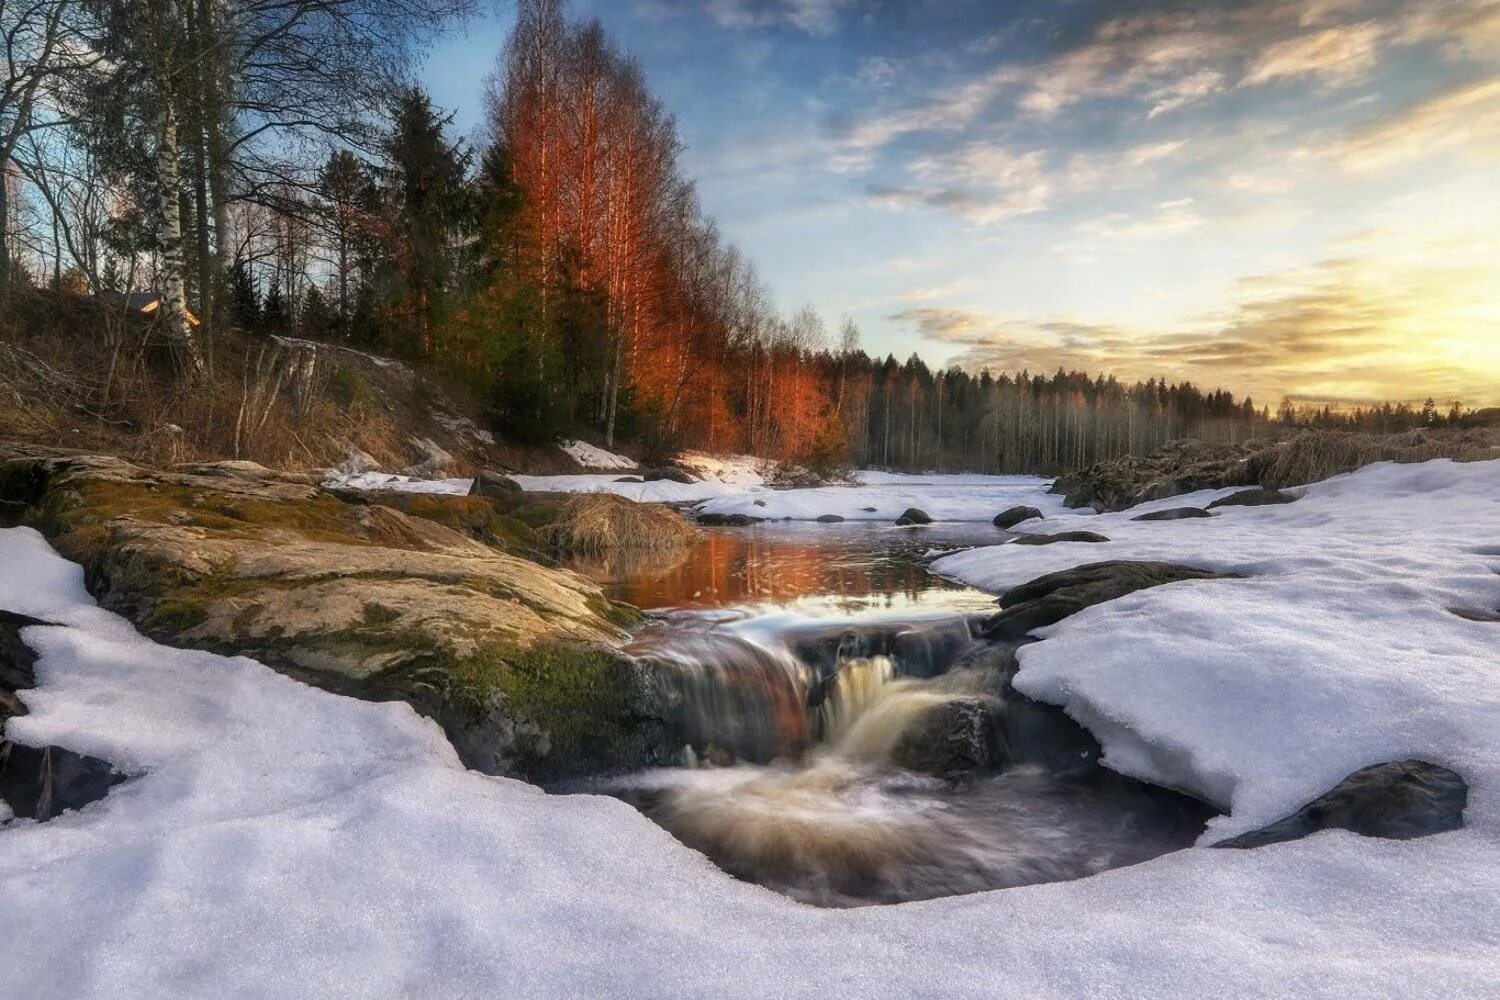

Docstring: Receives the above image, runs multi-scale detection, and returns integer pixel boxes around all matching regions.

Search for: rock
[895,507,932,526]
[696,512,763,527]
[1132,506,1211,521]
[889,698,1002,779]
[1451,606,1500,622]
[1011,530,1109,545]
[336,443,380,476]
[752,500,767,507]
[644,466,696,484]
[860,506,877,513]
[614,476,644,483]
[401,436,455,479]
[1205,487,1299,510]
[1051,439,1256,512]
[815,514,845,523]
[469,469,522,496]
[993,505,1043,529]
[0,445,666,783]
[1,611,129,820]
[1215,761,1468,848]
[982,561,1231,641]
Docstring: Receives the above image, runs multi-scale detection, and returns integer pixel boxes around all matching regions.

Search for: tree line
[1,0,1476,474]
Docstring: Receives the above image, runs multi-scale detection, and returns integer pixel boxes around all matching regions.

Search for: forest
[0,0,1476,474]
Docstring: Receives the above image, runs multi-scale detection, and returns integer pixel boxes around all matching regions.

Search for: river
[560,510,1216,907]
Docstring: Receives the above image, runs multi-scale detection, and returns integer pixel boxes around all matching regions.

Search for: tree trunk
[157,103,205,374]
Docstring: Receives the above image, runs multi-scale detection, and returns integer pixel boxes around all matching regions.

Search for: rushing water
[565,520,1217,908]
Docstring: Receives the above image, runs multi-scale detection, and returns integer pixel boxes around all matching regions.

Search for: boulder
[895,507,932,526]
[752,499,767,507]
[860,506,877,513]
[1215,761,1467,848]
[1011,530,1109,545]
[613,476,644,483]
[469,469,523,496]
[982,561,1231,641]
[815,514,845,523]
[1206,487,1299,510]
[644,466,696,484]
[0,446,668,784]
[993,505,1043,529]
[696,512,763,527]
[1131,506,1212,521]
[401,436,456,479]
[889,698,1003,779]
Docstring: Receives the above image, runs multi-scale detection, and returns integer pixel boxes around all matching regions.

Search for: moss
[588,595,644,630]
[445,639,663,781]
[145,597,210,633]
[362,491,543,555]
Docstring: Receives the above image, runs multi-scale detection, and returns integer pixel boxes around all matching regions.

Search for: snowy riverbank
[2,458,1497,996]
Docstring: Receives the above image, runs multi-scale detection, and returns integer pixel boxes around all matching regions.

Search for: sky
[421,0,1500,407]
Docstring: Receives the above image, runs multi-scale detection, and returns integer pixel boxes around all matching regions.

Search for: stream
[563,518,1217,908]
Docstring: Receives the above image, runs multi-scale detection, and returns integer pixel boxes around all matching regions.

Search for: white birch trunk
[157,103,204,373]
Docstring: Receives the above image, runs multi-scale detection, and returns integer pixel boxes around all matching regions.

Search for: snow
[696,472,1071,522]
[7,462,1497,996]
[932,460,1500,841]
[561,440,637,471]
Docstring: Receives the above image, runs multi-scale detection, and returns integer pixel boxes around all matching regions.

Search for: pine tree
[377,86,472,356]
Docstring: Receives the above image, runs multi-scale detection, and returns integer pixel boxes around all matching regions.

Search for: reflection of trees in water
[571,530,954,610]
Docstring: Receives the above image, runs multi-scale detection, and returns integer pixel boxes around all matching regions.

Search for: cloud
[1326,75,1500,170]
[899,249,1500,405]
[1242,21,1384,86]
[704,0,854,34]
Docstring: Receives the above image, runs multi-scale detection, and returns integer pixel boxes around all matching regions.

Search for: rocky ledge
[0,444,687,782]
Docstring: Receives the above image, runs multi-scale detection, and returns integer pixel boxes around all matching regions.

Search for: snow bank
[933,460,1500,841]
[2,462,1499,997]
[562,440,637,470]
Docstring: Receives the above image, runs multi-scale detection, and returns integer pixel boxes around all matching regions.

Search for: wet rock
[1011,530,1109,546]
[982,561,1230,641]
[696,512,764,527]
[644,466,696,484]
[1215,761,1468,848]
[815,514,845,523]
[1132,506,1211,521]
[468,469,522,496]
[890,698,1002,779]
[1,743,127,821]
[1,612,129,820]
[895,507,932,526]
[993,506,1043,530]
[1205,487,1298,509]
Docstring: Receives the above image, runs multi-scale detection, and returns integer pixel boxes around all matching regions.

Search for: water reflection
[563,522,1009,615]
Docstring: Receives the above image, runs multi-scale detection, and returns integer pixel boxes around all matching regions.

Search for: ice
[3,460,1499,996]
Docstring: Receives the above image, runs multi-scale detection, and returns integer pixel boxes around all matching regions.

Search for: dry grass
[0,289,516,473]
[1256,428,1500,488]
[538,492,698,555]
